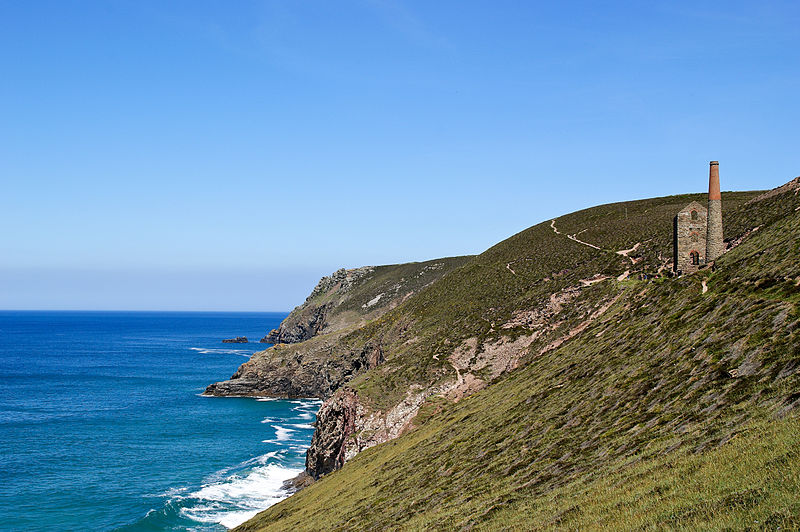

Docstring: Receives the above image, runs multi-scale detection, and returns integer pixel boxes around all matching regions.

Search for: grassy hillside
[339,190,765,411]
[241,417,799,530]
[237,180,800,530]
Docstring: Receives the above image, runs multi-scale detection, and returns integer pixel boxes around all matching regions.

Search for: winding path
[550,219,604,251]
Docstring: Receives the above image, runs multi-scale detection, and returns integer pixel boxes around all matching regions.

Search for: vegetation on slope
[205,256,471,397]
[338,190,765,412]
[238,180,799,530]
[240,417,799,531]
[262,257,472,344]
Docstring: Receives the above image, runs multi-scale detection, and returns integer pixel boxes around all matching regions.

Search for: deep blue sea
[0,311,319,531]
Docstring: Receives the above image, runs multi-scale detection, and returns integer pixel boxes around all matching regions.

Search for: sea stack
[706,160,724,262]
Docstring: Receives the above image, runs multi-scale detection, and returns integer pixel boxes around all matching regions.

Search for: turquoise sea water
[0,311,318,531]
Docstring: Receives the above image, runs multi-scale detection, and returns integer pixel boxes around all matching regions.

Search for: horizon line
[0,309,292,313]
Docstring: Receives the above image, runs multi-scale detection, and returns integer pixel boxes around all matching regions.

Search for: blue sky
[1,1,798,310]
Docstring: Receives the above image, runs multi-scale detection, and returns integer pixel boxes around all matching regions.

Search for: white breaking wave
[189,347,252,357]
[272,425,295,441]
[178,461,302,529]
[288,423,314,429]
[291,399,323,408]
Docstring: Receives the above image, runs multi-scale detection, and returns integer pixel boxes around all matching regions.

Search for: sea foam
[176,459,302,529]
[273,425,296,441]
[189,347,252,357]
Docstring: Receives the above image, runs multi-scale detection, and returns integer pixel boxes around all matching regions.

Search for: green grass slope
[340,190,765,411]
[238,181,800,530]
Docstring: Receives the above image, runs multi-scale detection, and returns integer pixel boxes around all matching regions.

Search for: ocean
[0,311,318,531]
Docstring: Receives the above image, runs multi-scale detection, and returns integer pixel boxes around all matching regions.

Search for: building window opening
[690,250,700,265]
[691,210,698,220]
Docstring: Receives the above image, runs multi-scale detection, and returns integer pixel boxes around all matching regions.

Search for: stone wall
[706,199,724,262]
[674,201,707,273]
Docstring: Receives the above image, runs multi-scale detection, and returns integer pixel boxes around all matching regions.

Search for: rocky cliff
[204,337,384,399]
[204,256,469,398]
[260,259,471,345]
[259,267,373,344]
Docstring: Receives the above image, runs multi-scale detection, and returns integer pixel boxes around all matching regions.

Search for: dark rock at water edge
[260,303,330,344]
[282,471,315,494]
[203,341,385,399]
[222,336,248,343]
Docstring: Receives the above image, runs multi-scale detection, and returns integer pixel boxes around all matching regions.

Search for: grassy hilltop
[234,179,800,530]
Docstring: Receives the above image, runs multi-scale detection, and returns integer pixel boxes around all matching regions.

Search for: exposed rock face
[222,336,248,343]
[306,386,432,479]
[206,258,472,402]
[308,267,376,299]
[258,259,470,346]
[260,303,331,344]
[303,284,624,478]
[203,340,384,399]
[260,267,375,344]
[305,389,359,478]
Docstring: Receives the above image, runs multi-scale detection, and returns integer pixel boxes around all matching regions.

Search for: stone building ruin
[673,161,724,274]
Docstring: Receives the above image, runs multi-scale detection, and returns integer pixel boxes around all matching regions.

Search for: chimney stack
[706,161,724,262]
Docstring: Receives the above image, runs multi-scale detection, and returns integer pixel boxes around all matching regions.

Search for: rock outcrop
[305,389,359,478]
[303,283,625,478]
[222,336,248,343]
[203,338,385,399]
[260,303,331,344]
[260,267,375,344]
[206,257,469,397]
[259,259,470,345]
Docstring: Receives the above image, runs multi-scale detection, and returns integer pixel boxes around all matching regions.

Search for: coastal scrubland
[219,178,800,530]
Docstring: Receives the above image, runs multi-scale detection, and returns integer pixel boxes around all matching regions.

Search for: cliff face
[304,389,359,477]
[260,303,329,345]
[260,267,374,344]
[204,257,469,398]
[204,337,384,399]
[303,279,626,477]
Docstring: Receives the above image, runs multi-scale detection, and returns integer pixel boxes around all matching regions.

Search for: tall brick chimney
[706,160,724,262]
